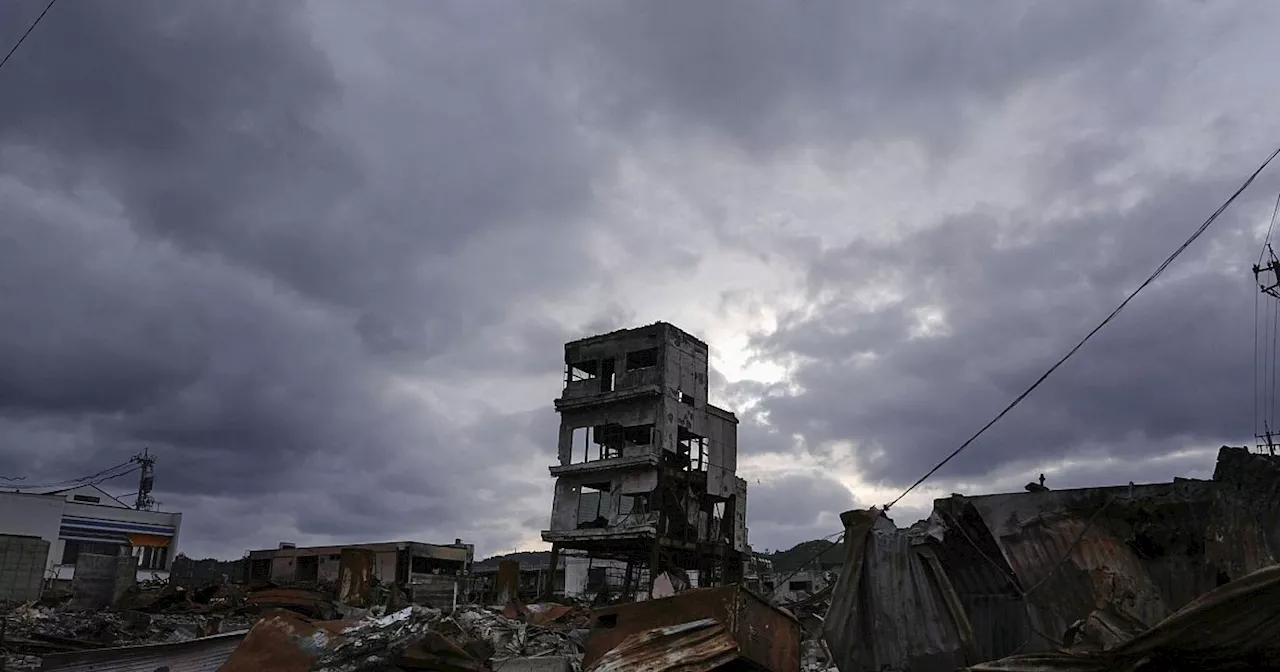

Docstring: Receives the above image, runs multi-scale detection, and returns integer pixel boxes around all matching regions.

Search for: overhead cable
[886,146,1280,511]
[5,460,136,491]
[0,0,58,75]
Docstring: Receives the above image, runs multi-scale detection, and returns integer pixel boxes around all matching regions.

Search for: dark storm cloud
[748,473,853,528]
[0,0,606,556]
[743,165,1273,488]
[567,0,1179,154]
[0,0,1270,561]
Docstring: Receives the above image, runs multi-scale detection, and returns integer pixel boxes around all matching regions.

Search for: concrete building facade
[541,322,748,596]
[246,539,474,608]
[0,485,182,583]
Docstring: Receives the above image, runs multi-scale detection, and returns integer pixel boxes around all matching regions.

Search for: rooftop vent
[278,542,296,550]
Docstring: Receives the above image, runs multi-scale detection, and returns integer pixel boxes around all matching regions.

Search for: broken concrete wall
[661,323,708,410]
[113,554,137,602]
[561,323,669,402]
[734,477,749,553]
[410,573,460,610]
[0,534,49,602]
[69,553,134,610]
[338,548,375,607]
[705,405,739,499]
[548,471,662,532]
[555,397,660,465]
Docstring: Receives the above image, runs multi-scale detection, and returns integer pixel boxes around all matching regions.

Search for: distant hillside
[474,550,552,571]
[474,540,845,575]
[759,538,844,573]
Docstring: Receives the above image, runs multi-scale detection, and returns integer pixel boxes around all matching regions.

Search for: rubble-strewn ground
[1,581,593,672]
[5,580,825,671]
[1,586,259,671]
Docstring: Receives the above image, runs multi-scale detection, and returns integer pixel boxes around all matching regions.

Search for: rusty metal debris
[38,628,249,672]
[585,618,738,672]
[968,563,1280,671]
[244,586,336,621]
[584,584,800,672]
[336,549,376,609]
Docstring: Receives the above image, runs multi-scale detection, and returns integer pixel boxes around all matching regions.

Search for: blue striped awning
[61,516,175,536]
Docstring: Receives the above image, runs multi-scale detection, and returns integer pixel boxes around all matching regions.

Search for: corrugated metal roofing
[39,629,248,672]
[824,510,973,672]
[968,563,1280,671]
[827,447,1280,669]
[585,618,738,672]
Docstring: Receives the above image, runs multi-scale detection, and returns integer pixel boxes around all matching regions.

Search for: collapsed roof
[824,446,1280,672]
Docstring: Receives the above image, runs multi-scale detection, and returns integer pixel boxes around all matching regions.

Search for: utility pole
[133,448,155,511]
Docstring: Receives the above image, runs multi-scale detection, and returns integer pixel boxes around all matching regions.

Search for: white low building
[0,485,182,582]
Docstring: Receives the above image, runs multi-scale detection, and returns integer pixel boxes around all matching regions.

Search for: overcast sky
[2,0,1279,559]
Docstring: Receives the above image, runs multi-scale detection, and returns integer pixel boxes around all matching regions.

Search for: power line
[886,146,1280,511]
[0,0,58,75]
[5,460,136,491]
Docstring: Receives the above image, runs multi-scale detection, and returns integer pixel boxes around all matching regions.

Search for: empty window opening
[625,348,658,371]
[622,424,654,447]
[576,483,609,528]
[587,567,608,591]
[619,494,649,517]
[412,556,464,575]
[594,424,624,459]
[135,545,169,570]
[249,559,272,581]
[568,360,598,383]
[296,555,320,583]
[788,580,813,592]
[677,427,708,472]
[61,540,124,566]
[574,426,627,463]
[596,614,618,628]
[600,358,616,392]
[72,494,101,503]
[678,389,696,407]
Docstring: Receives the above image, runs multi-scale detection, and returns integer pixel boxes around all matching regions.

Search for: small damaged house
[824,446,1280,672]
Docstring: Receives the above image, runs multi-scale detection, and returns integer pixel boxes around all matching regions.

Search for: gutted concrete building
[246,539,474,607]
[541,322,748,595]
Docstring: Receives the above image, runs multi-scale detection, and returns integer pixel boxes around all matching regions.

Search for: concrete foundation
[0,534,49,602]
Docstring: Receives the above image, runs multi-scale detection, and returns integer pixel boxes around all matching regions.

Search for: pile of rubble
[776,587,836,672]
[0,582,261,670]
[7,579,811,671]
[217,600,589,672]
[3,587,592,672]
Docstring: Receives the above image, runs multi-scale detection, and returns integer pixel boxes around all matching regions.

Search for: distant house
[0,484,183,583]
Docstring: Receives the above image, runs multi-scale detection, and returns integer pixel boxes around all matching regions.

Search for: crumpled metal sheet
[38,629,249,672]
[823,509,972,672]
[584,584,799,672]
[585,618,737,672]
[943,460,1280,660]
[967,563,1280,671]
[216,610,343,672]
